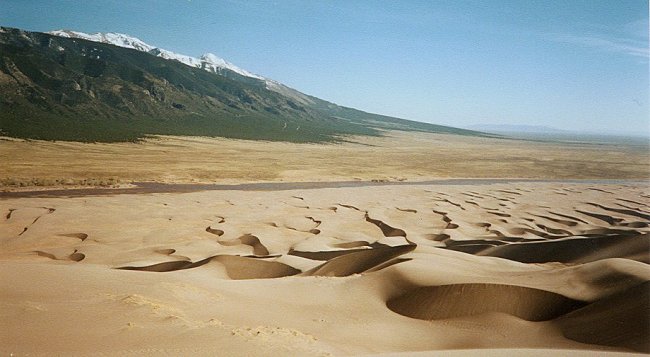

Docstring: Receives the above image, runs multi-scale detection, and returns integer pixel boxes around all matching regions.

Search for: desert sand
[1,181,648,355]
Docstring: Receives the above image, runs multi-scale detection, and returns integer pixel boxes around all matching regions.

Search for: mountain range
[0,27,484,142]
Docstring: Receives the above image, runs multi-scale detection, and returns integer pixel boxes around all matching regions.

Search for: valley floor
[1,182,648,355]
[1,130,648,190]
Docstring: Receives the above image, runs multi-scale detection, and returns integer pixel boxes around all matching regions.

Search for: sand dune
[472,232,649,263]
[387,283,586,321]
[1,182,648,355]
[118,255,300,279]
[555,281,650,352]
[304,243,416,277]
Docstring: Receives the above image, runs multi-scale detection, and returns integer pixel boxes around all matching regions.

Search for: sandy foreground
[1,181,648,356]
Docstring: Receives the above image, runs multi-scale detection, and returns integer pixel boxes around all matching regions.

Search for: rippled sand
[1,182,648,355]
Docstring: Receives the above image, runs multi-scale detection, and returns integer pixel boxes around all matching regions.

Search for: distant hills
[466,124,649,145]
[0,27,484,142]
[465,124,567,135]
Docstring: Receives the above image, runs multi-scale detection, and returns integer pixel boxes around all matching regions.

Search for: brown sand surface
[1,182,648,355]
[1,131,648,190]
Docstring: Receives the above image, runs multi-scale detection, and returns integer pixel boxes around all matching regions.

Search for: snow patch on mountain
[48,29,264,80]
[49,30,155,52]
[198,53,263,79]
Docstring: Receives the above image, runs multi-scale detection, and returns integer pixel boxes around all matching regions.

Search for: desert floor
[1,181,648,356]
[1,131,648,189]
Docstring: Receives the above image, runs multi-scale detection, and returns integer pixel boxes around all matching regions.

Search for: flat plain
[1,130,648,189]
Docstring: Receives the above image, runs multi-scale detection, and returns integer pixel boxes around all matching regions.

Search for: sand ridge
[0,182,648,355]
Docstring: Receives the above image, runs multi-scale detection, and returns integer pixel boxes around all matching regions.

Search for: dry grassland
[1,130,648,188]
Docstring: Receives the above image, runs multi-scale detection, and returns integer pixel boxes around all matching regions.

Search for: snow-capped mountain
[48,30,264,80]
[47,29,315,104]
[2,26,482,143]
[48,30,156,52]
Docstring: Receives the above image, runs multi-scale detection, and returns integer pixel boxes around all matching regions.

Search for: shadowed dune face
[59,233,88,241]
[365,214,407,237]
[555,281,650,353]
[304,244,416,277]
[118,260,194,272]
[68,251,85,262]
[117,244,416,279]
[216,234,270,256]
[117,255,300,279]
[387,284,586,321]
[419,186,650,264]
[475,233,650,264]
[211,255,301,280]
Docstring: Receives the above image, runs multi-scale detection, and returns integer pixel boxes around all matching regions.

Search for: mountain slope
[48,29,484,136]
[0,27,484,142]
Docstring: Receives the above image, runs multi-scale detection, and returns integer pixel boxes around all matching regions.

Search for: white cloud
[552,33,648,58]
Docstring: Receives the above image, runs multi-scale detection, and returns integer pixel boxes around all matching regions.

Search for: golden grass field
[1,130,648,189]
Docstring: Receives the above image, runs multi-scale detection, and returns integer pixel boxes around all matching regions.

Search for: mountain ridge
[48,29,266,80]
[0,26,486,142]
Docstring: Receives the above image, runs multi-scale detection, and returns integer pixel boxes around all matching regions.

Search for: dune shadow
[116,254,299,280]
[304,244,416,277]
[387,283,585,322]
[555,281,650,353]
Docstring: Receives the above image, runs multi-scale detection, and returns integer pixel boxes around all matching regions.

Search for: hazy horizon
[2,0,648,136]
[466,123,650,139]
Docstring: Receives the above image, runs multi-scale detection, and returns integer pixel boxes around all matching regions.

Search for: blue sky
[2,0,648,135]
